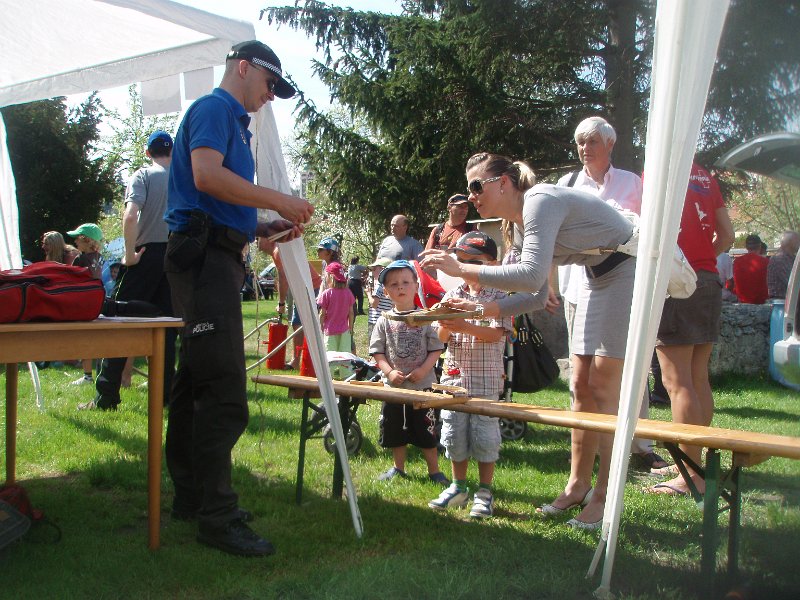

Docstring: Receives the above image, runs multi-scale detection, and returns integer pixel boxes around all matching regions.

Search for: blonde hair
[466,153,537,192]
[41,231,66,263]
[83,237,102,253]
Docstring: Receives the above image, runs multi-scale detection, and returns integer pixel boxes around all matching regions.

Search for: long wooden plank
[253,374,800,461]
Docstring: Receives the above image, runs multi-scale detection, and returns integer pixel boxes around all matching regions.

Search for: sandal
[633,451,669,470]
[645,482,689,497]
[536,487,593,517]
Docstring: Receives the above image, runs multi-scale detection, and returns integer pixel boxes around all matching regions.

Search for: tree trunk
[605,0,638,171]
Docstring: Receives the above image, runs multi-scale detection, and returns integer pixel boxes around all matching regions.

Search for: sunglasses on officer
[467,175,501,196]
[249,62,277,93]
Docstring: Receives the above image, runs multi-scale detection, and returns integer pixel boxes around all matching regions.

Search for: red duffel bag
[0,261,105,323]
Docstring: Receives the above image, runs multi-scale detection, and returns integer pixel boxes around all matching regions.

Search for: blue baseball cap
[147,130,172,150]
[378,260,417,285]
[317,236,340,252]
[227,40,295,99]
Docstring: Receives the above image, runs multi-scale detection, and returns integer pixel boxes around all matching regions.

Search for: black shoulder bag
[511,313,559,393]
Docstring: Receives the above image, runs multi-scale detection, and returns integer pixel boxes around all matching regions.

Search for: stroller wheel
[499,418,527,441]
[323,420,363,456]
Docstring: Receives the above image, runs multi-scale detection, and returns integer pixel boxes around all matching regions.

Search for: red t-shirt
[676,164,725,274]
[733,253,769,304]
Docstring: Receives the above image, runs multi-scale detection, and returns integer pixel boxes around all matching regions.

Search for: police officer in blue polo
[164,40,313,557]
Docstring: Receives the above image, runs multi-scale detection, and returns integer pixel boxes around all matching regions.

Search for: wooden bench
[252,373,800,587]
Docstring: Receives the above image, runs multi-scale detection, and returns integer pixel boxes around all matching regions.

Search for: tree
[101,85,178,179]
[264,0,799,235]
[2,95,119,261]
[96,87,178,244]
[729,178,800,242]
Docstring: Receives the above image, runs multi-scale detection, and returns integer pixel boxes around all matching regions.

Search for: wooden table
[1,318,182,550]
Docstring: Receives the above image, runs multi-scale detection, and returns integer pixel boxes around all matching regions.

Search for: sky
[71,0,402,160]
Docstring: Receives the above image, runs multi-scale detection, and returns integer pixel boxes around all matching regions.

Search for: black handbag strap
[518,313,545,348]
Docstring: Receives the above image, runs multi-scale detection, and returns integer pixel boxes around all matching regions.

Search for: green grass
[2,301,799,599]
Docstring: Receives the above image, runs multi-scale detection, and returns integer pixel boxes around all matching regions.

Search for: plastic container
[769,299,800,390]
[265,322,289,370]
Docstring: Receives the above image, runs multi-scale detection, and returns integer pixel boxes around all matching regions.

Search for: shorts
[378,401,438,449]
[656,270,722,346]
[440,407,501,463]
[291,288,319,327]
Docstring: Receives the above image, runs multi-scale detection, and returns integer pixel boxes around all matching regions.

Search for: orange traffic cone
[299,339,316,377]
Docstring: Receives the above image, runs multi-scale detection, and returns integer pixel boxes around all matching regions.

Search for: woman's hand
[444,297,476,311]
[419,249,461,277]
[544,288,560,315]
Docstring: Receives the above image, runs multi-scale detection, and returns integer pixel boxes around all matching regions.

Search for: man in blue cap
[85,130,177,412]
[164,40,313,557]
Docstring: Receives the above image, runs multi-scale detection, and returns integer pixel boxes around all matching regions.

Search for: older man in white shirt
[556,116,667,471]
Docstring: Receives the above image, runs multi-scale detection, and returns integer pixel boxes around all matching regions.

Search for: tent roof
[0,0,254,108]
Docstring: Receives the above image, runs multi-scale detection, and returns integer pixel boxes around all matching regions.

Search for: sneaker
[428,471,451,486]
[197,518,274,557]
[71,374,93,385]
[469,488,494,518]
[377,466,408,481]
[428,484,469,510]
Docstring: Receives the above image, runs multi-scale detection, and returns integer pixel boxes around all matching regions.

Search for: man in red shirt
[424,194,474,251]
[733,234,769,304]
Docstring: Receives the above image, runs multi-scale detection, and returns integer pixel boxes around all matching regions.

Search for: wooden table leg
[701,449,721,596]
[296,392,311,505]
[5,363,18,484]
[148,330,165,550]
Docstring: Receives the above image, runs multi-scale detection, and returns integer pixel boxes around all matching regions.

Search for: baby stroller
[310,352,381,456]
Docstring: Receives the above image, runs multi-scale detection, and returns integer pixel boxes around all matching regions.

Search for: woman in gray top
[421,152,634,530]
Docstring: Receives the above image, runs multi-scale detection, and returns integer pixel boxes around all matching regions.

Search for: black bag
[511,314,559,393]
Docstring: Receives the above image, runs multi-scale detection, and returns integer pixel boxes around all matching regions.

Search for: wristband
[475,303,485,317]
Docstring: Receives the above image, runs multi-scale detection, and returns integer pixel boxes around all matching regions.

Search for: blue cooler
[769,300,800,390]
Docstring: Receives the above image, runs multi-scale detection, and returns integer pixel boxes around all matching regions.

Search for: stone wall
[709,303,771,376]
[526,300,772,376]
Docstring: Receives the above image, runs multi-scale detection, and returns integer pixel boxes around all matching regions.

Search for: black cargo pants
[164,233,248,529]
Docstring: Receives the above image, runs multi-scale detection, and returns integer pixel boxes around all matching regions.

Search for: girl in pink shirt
[318,262,356,362]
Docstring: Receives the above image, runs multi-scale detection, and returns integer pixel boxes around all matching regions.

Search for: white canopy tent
[0,0,363,536]
[589,1,731,596]
[0,0,255,270]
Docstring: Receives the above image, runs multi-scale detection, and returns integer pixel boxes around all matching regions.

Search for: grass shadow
[714,405,800,420]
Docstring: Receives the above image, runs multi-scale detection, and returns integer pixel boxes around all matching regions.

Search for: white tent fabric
[253,107,364,537]
[0,115,20,270]
[589,1,731,596]
[0,0,253,108]
[0,0,254,270]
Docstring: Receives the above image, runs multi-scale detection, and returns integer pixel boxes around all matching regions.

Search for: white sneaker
[469,488,494,518]
[428,484,469,510]
[71,375,93,385]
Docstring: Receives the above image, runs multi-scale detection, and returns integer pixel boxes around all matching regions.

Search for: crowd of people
[27,38,795,559]
[719,230,799,304]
